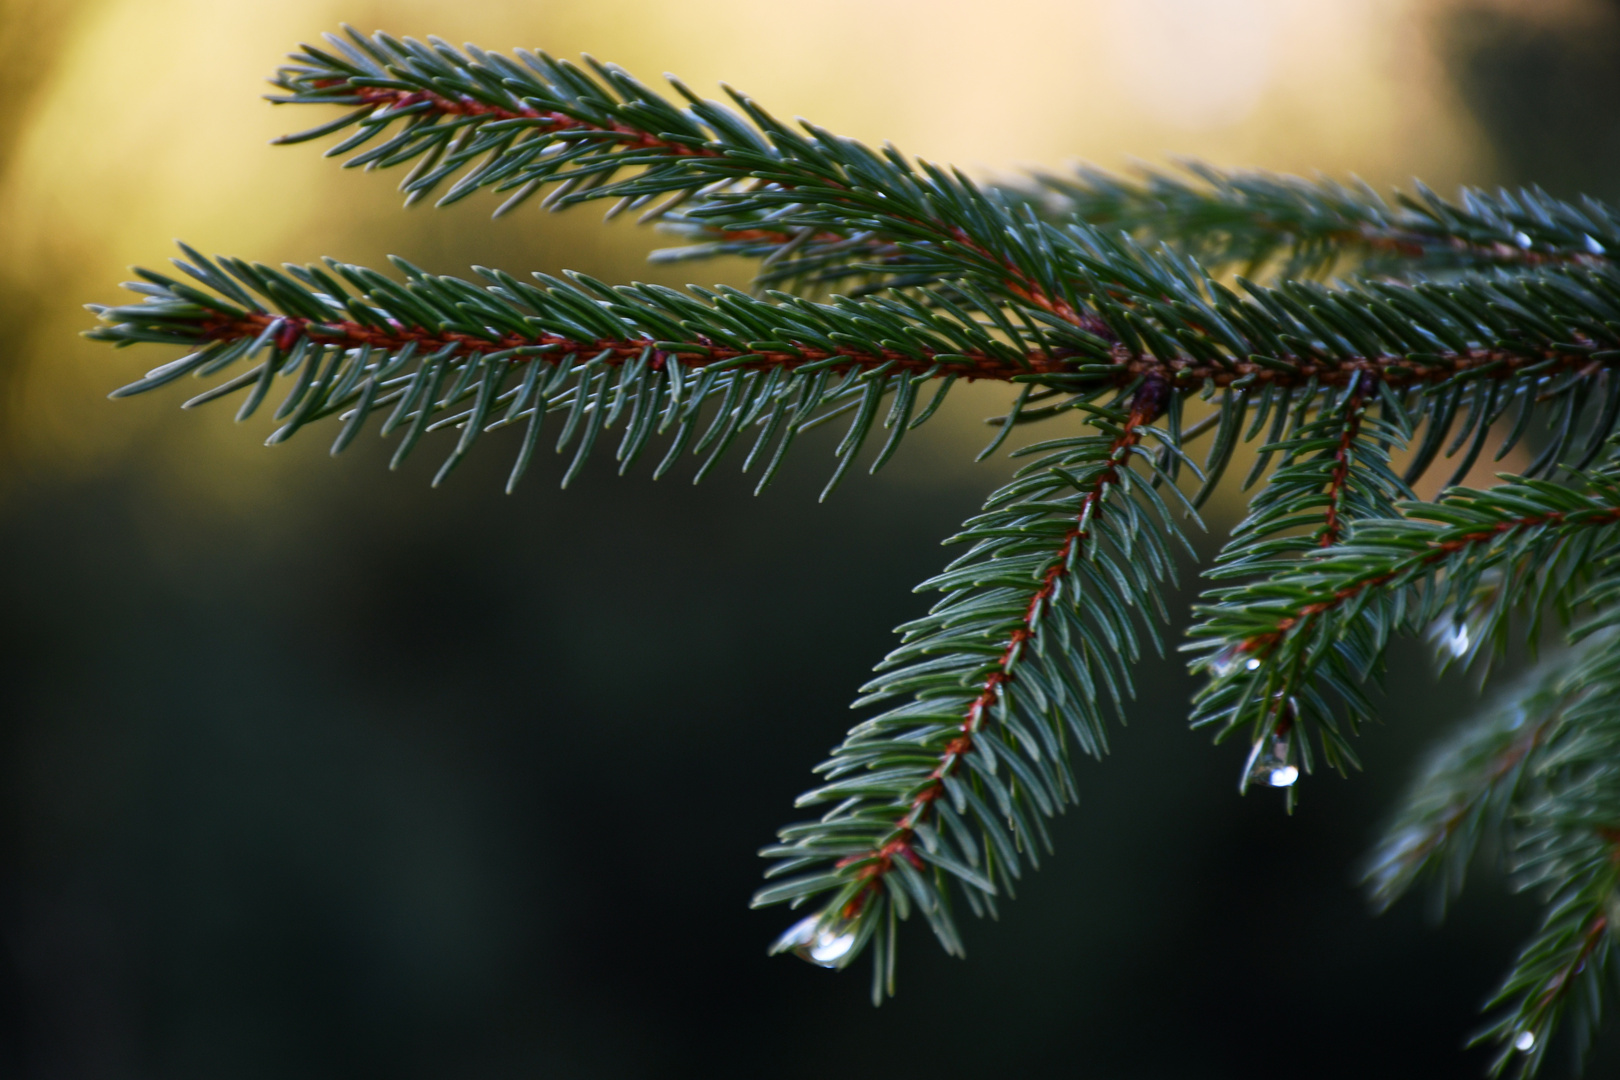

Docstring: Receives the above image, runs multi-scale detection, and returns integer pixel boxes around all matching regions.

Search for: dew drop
[1268,764,1300,787]
[1248,734,1297,790]
[1514,231,1533,249]
[809,931,855,965]
[774,913,857,969]
[1211,645,1261,678]
[1515,1031,1536,1052]
[1586,234,1607,256]
[1441,622,1471,659]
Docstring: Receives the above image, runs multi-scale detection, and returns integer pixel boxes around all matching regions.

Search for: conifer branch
[79,28,1620,1072]
[1482,715,1620,1078]
[89,246,1096,492]
[1023,162,1619,278]
[1193,378,1413,793]
[754,381,1184,996]
[269,28,1115,330]
[1190,469,1620,779]
[1363,652,1571,915]
[1370,634,1620,1077]
[89,234,1620,498]
[1208,376,1413,573]
[272,30,1620,294]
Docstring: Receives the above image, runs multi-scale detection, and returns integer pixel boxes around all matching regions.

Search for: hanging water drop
[1211,645,1263,678]
[773,912,857,968]
[1515,1031,1536,1052]
[1427,614,1475,660]
[1514,231,1532,249]
[1586,234,1607,255]
[1248,733,1297,789]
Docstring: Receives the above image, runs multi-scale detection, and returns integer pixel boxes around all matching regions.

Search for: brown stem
[206,312,1619,395]
[1351,224,1605,269]
[1318,391,1366,548]
[324,83,716,158]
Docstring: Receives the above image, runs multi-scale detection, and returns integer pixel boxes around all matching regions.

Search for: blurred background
[1,0,1618,1075]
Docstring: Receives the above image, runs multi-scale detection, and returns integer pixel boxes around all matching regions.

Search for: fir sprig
[1190,467,1620,781]
[87,245,1082,495]
[270,30,1620,292]
[1363,655,1568,916]
[78,27,1620,1076]
[755,381,1186,998]
[1021,161,1619,279]
[88,236,1620,498]
[1369,636,1620,1077]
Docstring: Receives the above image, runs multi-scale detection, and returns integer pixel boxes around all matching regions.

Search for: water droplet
[1268,764,1300,787]
[1441,622,1471,658]
[1515,1031,1536,1052]
[1586,234,1607,256]
[774,913,857,968]
[1211,645,1262,678]
[1247,733,1297,789]
[1514,231,1533,249]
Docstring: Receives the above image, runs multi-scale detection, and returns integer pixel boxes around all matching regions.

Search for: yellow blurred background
[0,0,1572,501]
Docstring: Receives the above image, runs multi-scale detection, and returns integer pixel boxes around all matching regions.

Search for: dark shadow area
[1446,1,1620,202]
[0,420,1555,1078]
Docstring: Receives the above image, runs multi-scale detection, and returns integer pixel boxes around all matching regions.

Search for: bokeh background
[2,0,1619,1076]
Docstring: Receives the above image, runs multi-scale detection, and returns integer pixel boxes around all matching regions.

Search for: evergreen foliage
[83,27,1620,1075]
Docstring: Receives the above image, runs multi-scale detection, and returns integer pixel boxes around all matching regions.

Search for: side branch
[1362,654,1570,913]
[1028,162,1619,276]
[1190,473,1620,784]
[1239,503,1620,661]
[832,382,1165,923]
[277,32,1114,334]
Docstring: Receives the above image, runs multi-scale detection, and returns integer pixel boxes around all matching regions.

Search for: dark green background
[4,4,1620,1076]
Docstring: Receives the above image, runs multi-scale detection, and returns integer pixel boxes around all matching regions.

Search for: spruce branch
[1191,379,1413,797]
[1206,378,1414,576]
[90,234,1620,498]
[269,28,1114,329]
[1373,634,1620,1077]
[272,30,1620,294]
[754,381,1185,998]
[1189,467,1620,784]
[1363,650,1573,916]
[89,246,1103,492]
[78,26,1620,1073]
[1022,161,1619,279]
[1363,634,1620,1079]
